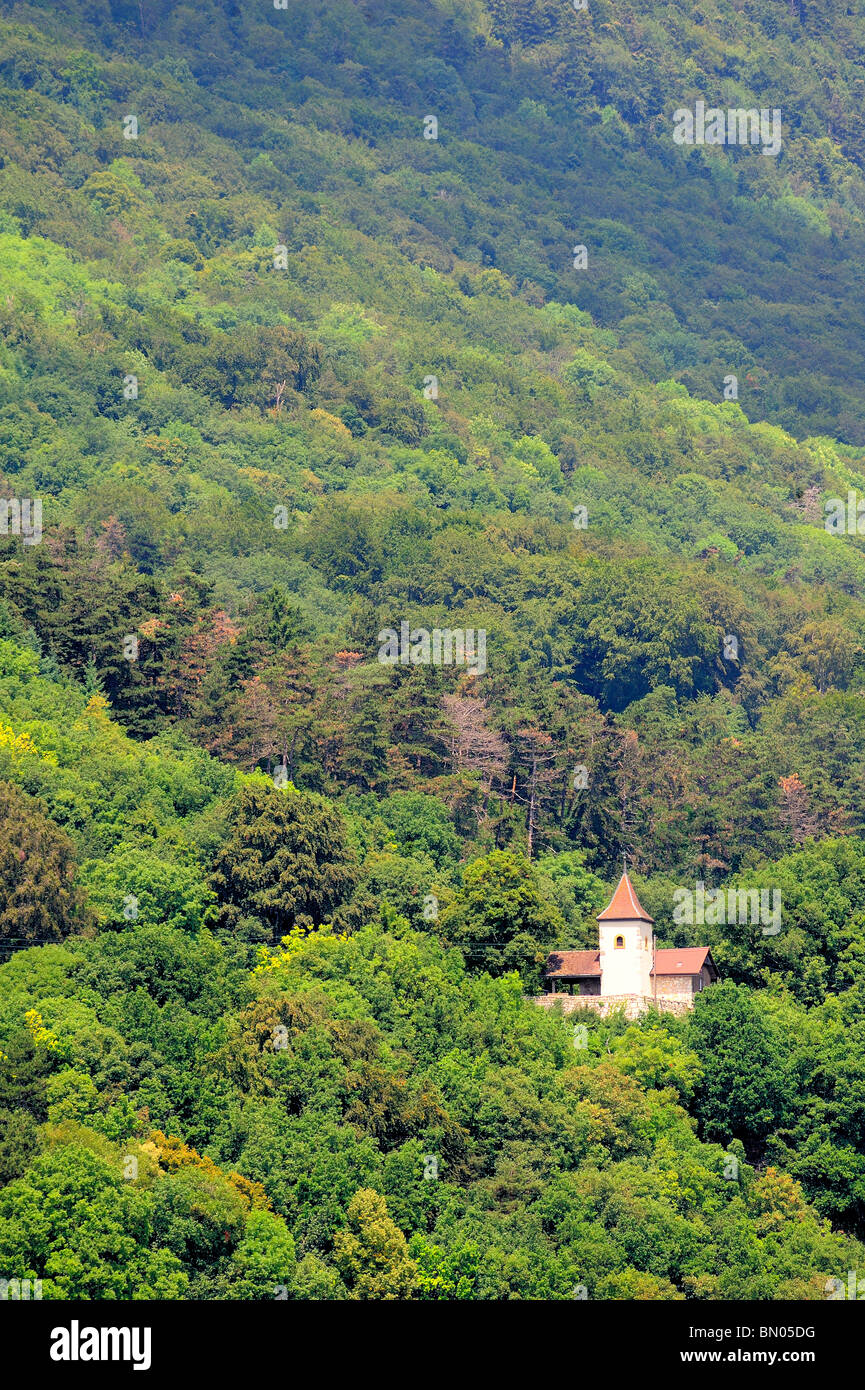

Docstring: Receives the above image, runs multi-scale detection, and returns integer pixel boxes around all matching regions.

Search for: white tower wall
[599,920,653,997]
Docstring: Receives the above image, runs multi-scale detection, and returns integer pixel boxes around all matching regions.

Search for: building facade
[537,872,719,1019]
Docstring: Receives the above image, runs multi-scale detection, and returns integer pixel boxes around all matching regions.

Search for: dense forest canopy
[2,0,865,1301]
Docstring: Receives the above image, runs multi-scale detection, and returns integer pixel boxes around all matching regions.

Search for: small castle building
[537,871,719,1019]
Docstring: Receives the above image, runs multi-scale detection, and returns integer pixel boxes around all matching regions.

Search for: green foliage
[536,850,607,938]
[688,982,794,1153]
[0,781,86,954]
[333,1188,419,1300]
[378,792,461,867]
[209,781,360,942]
[80,847,214,933]
[2,0,865,1303]
[439,850,565,987]
[0,1145,189,1299]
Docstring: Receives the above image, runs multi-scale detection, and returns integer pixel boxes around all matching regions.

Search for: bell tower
[597,870,654,998]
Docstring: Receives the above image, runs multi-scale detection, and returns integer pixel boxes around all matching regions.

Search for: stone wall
[653,994,694,1017]
[653,973,694,999]
[531,993,693,1019]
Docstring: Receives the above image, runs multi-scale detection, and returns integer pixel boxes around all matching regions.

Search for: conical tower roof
[597,872,653,923]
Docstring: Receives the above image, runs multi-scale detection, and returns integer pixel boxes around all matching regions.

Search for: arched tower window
[615,935,624,949]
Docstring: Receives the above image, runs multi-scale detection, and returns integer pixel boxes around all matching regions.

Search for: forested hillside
[2,0,865,1301]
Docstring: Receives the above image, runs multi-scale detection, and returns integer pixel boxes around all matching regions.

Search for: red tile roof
[544,949,601,979]
[652,947,718,978]
[544,946,719,981]
[597,872,654,923]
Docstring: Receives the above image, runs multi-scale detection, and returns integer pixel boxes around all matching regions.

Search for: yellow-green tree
[333,1188,418,1300]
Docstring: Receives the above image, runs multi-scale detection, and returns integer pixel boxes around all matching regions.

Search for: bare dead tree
[512,726,558,859]
[442,694,508,823]
[778,773,820,845]
[272,379,288,416]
